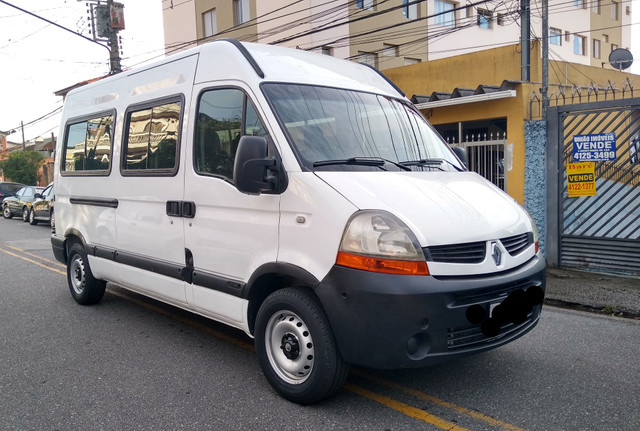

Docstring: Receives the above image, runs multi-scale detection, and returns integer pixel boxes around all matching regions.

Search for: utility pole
[21,121,25,150]
[520,0,530,82]
[542,0,549,119]
[85,0,125,74]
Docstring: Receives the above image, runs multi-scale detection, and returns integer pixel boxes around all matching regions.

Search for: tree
[0,150,45,185]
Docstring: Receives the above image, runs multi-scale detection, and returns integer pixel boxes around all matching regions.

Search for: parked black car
[0,182,25,204]
[29,183,54,226]
[2,185,45,221]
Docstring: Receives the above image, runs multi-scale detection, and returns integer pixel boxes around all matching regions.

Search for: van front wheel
[67,243,106,305]
[255,288,348,404]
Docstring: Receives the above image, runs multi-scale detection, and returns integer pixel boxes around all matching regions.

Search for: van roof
[64,39,403,101]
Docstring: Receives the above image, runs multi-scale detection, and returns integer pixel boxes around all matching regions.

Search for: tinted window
[63,114,113,173]
[123,100,181,173]
[194,88,267,180]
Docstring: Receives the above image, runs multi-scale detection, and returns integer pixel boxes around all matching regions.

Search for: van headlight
[336,211,429,275]
[525,210,540,254]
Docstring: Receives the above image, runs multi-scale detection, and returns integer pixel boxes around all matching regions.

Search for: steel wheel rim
[29,209,34,223]
[3,207,10,217]
[69,255,86,295]
[22,207,28,221]
[265,311,315,385]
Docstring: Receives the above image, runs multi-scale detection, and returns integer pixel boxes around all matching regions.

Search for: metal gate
[547,97,640,275]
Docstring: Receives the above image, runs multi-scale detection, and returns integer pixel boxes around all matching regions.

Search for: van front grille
[424,241,486,264]
[501,233,532,256]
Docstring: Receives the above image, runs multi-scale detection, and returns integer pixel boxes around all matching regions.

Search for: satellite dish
[608,48,633,70]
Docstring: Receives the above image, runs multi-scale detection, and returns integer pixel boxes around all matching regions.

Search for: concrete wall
[524,120,547,256]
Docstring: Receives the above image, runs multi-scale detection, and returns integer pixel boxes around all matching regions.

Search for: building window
[611,1,619,20]
[233,0,250,26]
[603,34,609,43]
[321,46,333,56]
[477,9,492,29]
[611,43,618,52]
[357,52,377,68]
[593,0,601,14]
[357,0,374,11]
[573,35,586,56]
[404,57,421,65]
[593,39,601,59]
[550,27,562,45]
[573,0,586,8]
[402,0,417,19]
[382,44,399,57]
[565,31,570,43]
[497,13,506,26]
[434,0,455,27]
[203,9,217,38]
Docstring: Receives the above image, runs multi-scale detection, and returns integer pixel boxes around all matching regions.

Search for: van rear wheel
[67,243,106,305]
[255,288,348,404]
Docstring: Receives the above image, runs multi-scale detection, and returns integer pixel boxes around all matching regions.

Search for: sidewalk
[544,266,640,319]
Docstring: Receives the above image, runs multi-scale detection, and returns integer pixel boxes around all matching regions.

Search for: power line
[0,0,109,51]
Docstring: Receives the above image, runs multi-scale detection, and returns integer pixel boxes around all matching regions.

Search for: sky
[0,0,166,143]
[1,0,639,144]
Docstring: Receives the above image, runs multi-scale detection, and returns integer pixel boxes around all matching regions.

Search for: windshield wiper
[313,157,411,171]
[400,158,463,172]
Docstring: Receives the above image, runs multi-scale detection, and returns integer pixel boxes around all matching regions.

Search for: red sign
[110,2,125,30]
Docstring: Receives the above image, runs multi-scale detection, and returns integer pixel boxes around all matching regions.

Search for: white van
[52,39,545,404]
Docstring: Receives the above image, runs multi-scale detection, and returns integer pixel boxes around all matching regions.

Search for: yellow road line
[345,383,471,431]
[354,370,527,431]
[0,245,66,276]
[108,289,256,351]
[2,243,65,269]
[2,242,523,430]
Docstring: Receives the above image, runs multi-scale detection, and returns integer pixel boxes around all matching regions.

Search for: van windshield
[262,83,462,172]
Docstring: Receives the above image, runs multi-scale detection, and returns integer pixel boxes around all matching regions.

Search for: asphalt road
[1,218,639,431]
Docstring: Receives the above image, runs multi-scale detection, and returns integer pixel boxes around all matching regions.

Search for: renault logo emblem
[491,242,502,266]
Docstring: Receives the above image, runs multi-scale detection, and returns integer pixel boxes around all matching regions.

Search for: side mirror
[233,136,278,195]
[452,146,468,168]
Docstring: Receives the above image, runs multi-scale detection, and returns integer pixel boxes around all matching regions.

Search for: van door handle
[166,201,196,218]
[166,201,182,217]
[182,201,196,218]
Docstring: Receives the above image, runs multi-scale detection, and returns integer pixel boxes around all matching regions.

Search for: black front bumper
[315,255,546,369]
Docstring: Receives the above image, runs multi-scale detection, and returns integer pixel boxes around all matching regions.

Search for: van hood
[315,171,531,247]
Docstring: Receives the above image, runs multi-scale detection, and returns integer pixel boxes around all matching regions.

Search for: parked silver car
[2,185,45,221]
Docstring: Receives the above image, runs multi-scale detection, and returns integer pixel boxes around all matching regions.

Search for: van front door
[183,86,280,327]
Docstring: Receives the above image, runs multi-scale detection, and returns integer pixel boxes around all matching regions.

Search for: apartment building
[161,0,632,70]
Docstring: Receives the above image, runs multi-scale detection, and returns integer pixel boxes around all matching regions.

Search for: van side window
[123,100,182,173]
[195,88,267,180]
[63,114,113,173]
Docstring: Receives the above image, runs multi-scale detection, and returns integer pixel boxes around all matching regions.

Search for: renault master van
[52,39,545,404]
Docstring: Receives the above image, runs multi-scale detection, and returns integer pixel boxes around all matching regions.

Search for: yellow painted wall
[383,41,639,204]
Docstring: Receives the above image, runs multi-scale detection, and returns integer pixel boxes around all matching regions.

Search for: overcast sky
[0,0,165,143]
[1,0,639,144]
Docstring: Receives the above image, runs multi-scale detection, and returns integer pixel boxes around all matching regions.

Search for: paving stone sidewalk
[545,266,640,318]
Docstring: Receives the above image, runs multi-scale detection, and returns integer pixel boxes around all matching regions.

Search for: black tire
[3,205,12,219]
[28,208,38,225]
[67,242,106,305]
[50,209,55,233]
[22,206,29,222]
[255,288,349,405]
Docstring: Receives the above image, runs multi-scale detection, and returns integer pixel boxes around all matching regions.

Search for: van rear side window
[62,113,113,174]
[122,99,182,174]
